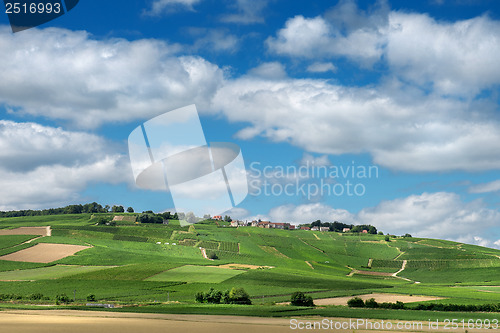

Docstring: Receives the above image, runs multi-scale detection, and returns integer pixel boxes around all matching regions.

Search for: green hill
[0,214,499,319]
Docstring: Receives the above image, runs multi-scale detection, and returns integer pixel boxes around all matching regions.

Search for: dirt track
[0,310,495,333]
[0,243,90,263]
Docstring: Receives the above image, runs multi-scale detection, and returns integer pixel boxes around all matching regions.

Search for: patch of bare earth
[0,226,50,236]
[313,293,445,306]
[0,243,90,263]
[1,310,494,333]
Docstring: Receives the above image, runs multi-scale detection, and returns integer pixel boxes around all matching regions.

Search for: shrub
[195,292,205,303]
[290,291,314,307]
[365,298,379,308]
[86,294,96,302]
[208,251,218,260]
[55,293,72,304]
[347,297,365,308]
[28,293,44,300]
[228,287,251,305]
[205,288,222,304]
[384,235,391,242]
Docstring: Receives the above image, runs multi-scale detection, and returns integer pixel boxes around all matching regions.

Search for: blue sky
[1,0,500,248]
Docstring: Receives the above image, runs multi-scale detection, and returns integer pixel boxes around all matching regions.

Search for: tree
[208,251,218,260]
[402,233,412,238]
[205,288,222,304]
[127,207,134,213]
[347,297,365,308]
[86,294,96,302]
[290,291,314,306]
[311,220,322,227]
[228,287,251,305]
[365,298,379,308]
[385,235,391,242]
[112,205,124,213]
[224,215,232,222]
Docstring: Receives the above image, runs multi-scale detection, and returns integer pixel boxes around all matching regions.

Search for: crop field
[0,265,112,281]
[0,213,499,321]
[0,243,91,263]
[145,265,247,283]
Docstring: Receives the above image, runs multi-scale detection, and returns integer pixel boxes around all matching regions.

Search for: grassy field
[0,213,499,321]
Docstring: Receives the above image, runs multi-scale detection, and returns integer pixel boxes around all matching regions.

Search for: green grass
[0,212,500,317]
[0,235,38,249]
[0,265,113,281]
[145,265,246,283]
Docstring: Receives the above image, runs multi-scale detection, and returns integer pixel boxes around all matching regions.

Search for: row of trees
[0,202,135,218]
[307,220,378,234]
[195,287,251,305]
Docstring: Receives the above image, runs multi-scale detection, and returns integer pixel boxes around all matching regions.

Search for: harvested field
[0,243,91,263]
[0,310,491,333]
[313,293,445,306]
[0,226,50,237]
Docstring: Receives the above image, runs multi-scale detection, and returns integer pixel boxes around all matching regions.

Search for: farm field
[0,213,499,324]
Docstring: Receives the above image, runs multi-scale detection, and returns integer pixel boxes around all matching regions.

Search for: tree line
[0,202,135,218]
[304,220,378,234]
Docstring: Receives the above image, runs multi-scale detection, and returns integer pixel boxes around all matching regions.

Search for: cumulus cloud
[213,76,500,172]
[266,1,500,95]
[266,0,388,65]
[267,203,355,224]
[0,121,130,210]
[260,192,500,248]
[143,0,201,16]
[0,26,223,128]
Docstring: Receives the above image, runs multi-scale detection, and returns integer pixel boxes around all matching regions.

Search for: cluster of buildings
[229,220,295,229]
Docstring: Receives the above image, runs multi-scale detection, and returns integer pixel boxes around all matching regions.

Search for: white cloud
[266,2,500,95]
[221,0,268,24]
[387,12,500,96]
[307,62,337,73]
[267,203,355,224]
[266,0,388,66]
[358,192,500,240]
[299,153,331,167]
[248,62,287,80]
[0,26,223,128]
[190,29,239,53]
[260,192,500,248]
[213,76,500,172]
[468,180,500,193]
[143,0,201,16]
[0,121,130,210]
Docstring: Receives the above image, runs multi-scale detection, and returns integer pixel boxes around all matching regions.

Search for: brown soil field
[0,243,90,263]
[312,293,445,306]
[0,310,492,333]
[0,226,50,236]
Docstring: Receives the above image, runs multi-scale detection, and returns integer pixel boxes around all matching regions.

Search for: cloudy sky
[1,0,500,248]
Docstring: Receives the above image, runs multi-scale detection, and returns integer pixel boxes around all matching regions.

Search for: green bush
[365,298,378,308]
[55,293,72,304]
[86,294,96,302]
[208,251,218,260]
[28,293,44,300]
[290,291,314,307]
[228,287,251,305]
[347,297,365,308]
